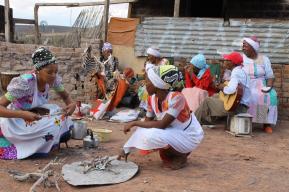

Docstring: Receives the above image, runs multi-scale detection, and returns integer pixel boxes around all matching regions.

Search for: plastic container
[94,129,112,142]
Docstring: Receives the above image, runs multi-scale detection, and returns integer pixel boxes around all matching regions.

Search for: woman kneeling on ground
[118,65,204,170]
[0,47,76,160]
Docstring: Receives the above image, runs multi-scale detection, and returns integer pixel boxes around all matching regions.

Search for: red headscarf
[223,52,243,66]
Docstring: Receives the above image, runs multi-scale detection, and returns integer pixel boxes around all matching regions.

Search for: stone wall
[0,42,101,103]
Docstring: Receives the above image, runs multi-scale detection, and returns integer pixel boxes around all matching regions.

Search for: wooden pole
[4,0,10,42]
[127,2,132,18]
[174,0,180,17]
[222,0,228,21]
[103,0,110,42]
[34,5,40,44]
[36,0,138,7]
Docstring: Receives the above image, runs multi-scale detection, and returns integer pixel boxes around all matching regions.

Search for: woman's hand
[216,83,226,91]
[63,103,76,116]
[21,111,41,122]
[123,122,136,134]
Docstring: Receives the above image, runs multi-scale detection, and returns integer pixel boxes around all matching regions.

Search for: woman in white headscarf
[118,65,203,170]
[139,47,171,112]
[242,36,278,133]
[95,42,120,98]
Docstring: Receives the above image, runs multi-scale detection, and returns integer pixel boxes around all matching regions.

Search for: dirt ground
[1,119,289,192]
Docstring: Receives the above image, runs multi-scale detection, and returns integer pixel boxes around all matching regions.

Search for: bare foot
[169,156,187,170]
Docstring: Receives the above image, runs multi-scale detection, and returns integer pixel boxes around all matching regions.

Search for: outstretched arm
[57,90,76,116]
[123,114,175,134]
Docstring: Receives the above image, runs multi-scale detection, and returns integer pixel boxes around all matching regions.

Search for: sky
[0,0,128,26]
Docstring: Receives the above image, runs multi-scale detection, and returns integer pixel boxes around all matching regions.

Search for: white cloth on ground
[110,109,139,123]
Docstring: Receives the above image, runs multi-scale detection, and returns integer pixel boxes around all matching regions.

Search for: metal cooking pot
[83,129,99,149]
[71,120,87,140]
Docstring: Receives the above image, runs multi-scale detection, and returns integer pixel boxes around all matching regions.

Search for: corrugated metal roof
[135,17,289,63]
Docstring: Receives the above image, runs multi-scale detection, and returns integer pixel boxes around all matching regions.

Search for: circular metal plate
[62,157,138,186]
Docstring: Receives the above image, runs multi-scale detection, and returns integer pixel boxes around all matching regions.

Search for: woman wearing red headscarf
[195,52,251,124]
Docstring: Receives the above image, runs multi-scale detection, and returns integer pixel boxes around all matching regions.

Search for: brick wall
[0,42,101,103]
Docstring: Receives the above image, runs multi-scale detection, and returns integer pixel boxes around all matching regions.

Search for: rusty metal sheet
[135,17,289,64]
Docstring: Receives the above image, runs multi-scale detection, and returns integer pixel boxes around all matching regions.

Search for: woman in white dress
[118,65,203,169]
[242,36,278,133]
[0,47,75,159]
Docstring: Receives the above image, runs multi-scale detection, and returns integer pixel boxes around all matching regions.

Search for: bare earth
[1,120,289,192]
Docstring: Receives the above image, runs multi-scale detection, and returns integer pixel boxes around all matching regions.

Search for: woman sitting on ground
[95,42,120,99]
[0,47,75,159]
[118,65,204,170]
[182,54,216,112]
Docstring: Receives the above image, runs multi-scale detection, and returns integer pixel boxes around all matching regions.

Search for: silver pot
[71,120,87,140]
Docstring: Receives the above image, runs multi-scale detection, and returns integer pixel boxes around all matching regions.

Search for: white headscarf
[146,47,161,58]
[243,37,260,52]
[102,42,113,52]
[147,67,170,90]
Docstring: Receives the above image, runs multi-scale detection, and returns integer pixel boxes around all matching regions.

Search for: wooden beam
[103,0,110,42]
[4,0,11,42]
[14,18,35,24]
[35,0,138,7]
[174,0,180,17]
[127,2,132,18]
[34,5,40,44]
[222,0,229,21]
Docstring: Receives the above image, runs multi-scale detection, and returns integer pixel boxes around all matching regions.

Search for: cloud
[1,0,128,26]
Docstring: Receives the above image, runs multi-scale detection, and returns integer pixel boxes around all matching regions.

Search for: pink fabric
[182,87,209,112]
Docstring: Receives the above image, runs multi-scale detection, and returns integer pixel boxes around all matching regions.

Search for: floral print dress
[0,73,73,159]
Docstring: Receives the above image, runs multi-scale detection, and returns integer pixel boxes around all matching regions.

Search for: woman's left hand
[63,103,76,116]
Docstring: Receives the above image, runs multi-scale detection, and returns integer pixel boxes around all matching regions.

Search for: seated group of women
[182,36,277,133]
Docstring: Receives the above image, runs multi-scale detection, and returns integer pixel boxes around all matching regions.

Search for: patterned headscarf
[147,65,180,90]
[32,47,56,70]
[102,42,113,52]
